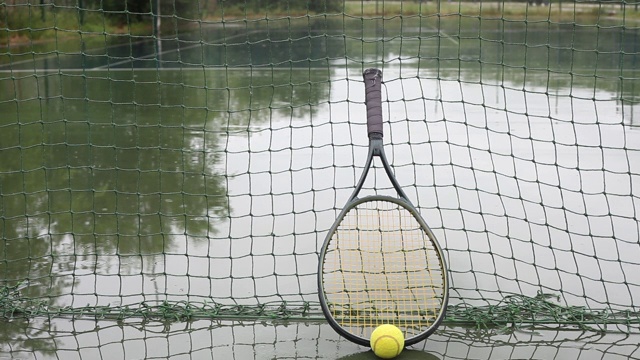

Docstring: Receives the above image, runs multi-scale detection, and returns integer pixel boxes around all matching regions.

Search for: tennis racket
[318,68,449,346]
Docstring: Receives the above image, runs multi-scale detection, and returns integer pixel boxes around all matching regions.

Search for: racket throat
[349,138,410,202]
[369,138,384,156]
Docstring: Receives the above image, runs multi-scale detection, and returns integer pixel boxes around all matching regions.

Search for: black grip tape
[363,68,383,138]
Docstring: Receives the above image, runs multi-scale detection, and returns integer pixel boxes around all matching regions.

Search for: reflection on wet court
[1,11,640,360]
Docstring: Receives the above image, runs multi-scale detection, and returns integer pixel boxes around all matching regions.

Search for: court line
[0,30,264,71]
[0,67,337,73]
[90,31,262,69]
[0,28,455,71]
[0,38,155,70]
[430,26,459,46]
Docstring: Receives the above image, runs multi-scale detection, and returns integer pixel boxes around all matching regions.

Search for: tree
[100,0,197,24]
[219,0,342,13]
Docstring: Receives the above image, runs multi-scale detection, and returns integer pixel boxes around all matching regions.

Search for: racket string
[322,199,446,340]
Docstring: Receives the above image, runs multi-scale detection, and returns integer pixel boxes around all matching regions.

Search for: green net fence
[1,0,640,333]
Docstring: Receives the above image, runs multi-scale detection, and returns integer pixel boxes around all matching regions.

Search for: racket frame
[318,194,449,346]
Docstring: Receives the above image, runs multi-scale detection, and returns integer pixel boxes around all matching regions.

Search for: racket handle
[363,68,383,139]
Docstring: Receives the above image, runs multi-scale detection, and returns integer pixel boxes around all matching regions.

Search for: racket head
[318,195,449,346]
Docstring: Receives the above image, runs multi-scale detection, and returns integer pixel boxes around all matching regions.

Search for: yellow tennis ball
[370,324,404,359]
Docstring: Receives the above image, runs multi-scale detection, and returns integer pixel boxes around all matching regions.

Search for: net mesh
[1,0,640,332]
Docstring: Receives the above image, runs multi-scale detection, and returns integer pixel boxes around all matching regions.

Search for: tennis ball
[370,324,404,359]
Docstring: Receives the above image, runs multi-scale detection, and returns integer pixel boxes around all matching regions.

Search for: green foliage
[100,0,197,24]
[0,4,112,43]
[220,0,343,14]
[306,0,343,13]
